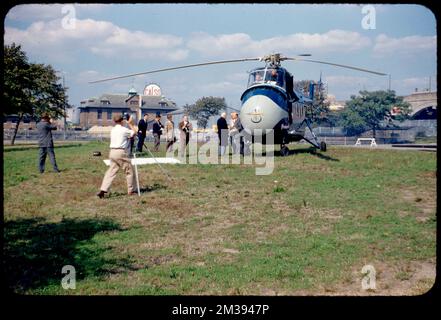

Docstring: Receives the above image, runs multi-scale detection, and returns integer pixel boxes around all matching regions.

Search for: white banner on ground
[103,158,181,166]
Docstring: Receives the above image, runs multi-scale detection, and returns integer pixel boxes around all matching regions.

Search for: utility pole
[56,70,67,140]
[62,74,67,140]
[388,74,391,91]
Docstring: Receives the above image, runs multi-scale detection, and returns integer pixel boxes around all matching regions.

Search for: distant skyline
[4,3,437,109]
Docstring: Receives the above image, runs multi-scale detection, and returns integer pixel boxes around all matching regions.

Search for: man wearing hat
[97,114,137,198]
[37,113,60,173]
[136,113,149,152]
[152,114,164,152]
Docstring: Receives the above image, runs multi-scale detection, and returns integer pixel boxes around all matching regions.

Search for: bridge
[403,91,437,119]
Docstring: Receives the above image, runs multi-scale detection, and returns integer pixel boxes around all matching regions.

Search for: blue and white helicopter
[90,53,386,156]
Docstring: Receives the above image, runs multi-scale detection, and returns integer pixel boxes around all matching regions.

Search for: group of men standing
[217,111,244,156]
[136,113,167,153]
[36,110,244,199]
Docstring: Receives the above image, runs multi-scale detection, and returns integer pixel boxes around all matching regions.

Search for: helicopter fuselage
[239,66,308,144]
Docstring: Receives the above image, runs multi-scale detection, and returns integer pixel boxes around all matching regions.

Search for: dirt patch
[146,254,177,267]
[341,233,366,241]
[262,260,436,296]
[260,288,278,295]
[314,260,436,296]
[143,217,241,258]
[296,207,343,235]
[421,171,436,179]
[399,187,436,220]
[222,248,240,254]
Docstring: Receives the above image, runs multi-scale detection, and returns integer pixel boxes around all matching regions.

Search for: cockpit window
[248,71,264,87]
[247,69,285,88]
[265,69,284,87]
[265,69,276,82]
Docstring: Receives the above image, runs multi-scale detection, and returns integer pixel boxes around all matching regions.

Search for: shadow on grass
[4,143,85,153]
[3,217,139,293]
[140,183,168,193]
[108,183,168,198]
[291,147,340,162]
[260,146,340,161]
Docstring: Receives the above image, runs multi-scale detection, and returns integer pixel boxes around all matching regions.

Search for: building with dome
[78,83,179,129]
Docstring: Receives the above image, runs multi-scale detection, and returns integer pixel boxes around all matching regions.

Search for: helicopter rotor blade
[89,57,261,83]
[285,57,386,76]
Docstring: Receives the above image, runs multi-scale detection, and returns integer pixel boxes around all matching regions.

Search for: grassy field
[3,140,436,295]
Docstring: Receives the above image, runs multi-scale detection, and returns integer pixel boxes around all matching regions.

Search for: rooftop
[79,93,178,111]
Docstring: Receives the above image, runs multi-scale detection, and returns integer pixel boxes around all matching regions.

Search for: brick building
[3,114,38,130]
[78,84,179,129]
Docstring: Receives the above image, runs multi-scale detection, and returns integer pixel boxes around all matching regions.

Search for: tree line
[4,43,70,145]
[295,79,411,137]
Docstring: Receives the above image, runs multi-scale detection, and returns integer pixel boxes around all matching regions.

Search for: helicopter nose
[240,94,287,134]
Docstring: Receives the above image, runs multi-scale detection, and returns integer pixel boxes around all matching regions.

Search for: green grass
[3,141,436,295]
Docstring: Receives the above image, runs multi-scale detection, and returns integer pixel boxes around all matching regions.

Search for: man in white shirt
[97,114,137,198]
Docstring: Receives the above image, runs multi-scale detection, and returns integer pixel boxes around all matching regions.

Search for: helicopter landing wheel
[280,145,289,157]
[320,141,327,152]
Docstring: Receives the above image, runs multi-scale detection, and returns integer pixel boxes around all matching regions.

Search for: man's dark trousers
[137,133,146,152]
[39,147,59,173]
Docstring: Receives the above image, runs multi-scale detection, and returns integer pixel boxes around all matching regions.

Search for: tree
[295,79,330,124]
[4,43,69,145]
[184,96,227,130]
[323,110,344,128]
[340,90,411,137]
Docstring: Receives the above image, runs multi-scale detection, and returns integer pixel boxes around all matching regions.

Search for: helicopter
[90,53,386,156]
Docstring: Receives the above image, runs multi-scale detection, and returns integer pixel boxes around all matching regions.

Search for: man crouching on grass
[97,114,138,198]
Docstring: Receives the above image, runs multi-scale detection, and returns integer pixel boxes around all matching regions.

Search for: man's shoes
[54,169,61,173]
[128,191,138,196]
[96,190,107,198]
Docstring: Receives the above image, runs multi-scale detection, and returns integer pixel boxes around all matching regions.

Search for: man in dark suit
[37,113,60,173]
[217,112,229,156]
[152,114,164,151]
[136,113,149,152]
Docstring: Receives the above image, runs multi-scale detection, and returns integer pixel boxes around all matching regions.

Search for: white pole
[138,94,142,120]
[133,152,141,197]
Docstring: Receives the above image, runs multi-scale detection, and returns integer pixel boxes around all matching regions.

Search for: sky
[4,3,437,112]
